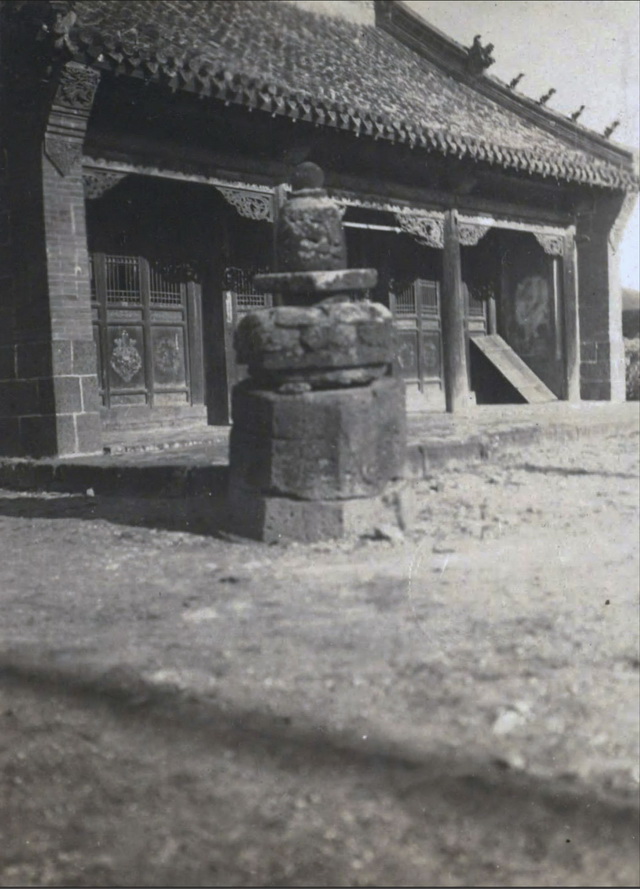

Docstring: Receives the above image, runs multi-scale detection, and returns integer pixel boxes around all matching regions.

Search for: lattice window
[149,261,183,306]
[393,285,417,316]
[418,280,439,315]
[236,293,271,311]
[105,255,141,305]
[223,267,272,314]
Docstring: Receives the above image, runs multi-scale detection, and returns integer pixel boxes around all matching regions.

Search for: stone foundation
[229,479,414,544]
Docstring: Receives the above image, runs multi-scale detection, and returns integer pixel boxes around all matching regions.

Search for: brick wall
[576,193,627,402]
[0,67,102,457]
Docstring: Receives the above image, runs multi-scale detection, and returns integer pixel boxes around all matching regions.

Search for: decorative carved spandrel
[394,211,445,249]
[458,223,491,247]
[83,171,128,200]
[533,233,565,256]
[216,187,273,221]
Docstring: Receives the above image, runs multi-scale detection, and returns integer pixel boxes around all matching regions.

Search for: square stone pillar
[576,192,636,402]
[0,62,102,456]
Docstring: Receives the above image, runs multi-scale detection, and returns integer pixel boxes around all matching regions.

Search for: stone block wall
[0,64,102,457]
[577,192,629,402]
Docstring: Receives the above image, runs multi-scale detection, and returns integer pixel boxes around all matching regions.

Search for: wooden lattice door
[90,253,204,415]
[390,278,444,404]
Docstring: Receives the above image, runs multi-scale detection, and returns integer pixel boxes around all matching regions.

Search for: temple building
[0,0,637,457]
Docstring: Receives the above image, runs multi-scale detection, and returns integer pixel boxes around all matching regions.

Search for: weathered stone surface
[276,162,347,273]
[229,376,406,500]
[254,268,377,295]
[228,480,415,543]
[234,301,393,388]
[228,161,405,542]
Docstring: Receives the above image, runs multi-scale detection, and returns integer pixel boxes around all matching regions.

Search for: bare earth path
[1,426,638,886]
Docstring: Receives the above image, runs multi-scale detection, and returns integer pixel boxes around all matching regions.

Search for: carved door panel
[500,235,564,397]
[390,279,444,404]
[91,253,204,412]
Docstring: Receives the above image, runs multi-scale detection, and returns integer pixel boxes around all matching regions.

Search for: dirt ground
[0,426,639,887]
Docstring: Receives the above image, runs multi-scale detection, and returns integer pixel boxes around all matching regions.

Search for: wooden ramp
[470,335,558,404]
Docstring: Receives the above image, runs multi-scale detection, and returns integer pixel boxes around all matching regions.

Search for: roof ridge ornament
[570,105,586,122]
[508,73,525,90]
[538,88,556,106]
[466,35,495,76]
[603,120,620,139]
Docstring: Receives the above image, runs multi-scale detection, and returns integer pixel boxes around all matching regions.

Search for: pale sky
[405,0,639,291]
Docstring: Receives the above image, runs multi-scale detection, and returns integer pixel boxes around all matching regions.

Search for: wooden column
[441,209,470,412]
[271,184,288,306]
[562,229,580,402]
[487,297,498,335]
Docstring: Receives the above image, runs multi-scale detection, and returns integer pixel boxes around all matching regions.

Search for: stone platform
[0,403,636,503]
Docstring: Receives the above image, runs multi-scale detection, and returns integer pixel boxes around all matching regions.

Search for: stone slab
[253,268,377,295]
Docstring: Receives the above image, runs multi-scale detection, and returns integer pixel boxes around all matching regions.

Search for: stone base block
[229,376,406,500]
[229,481,415,543]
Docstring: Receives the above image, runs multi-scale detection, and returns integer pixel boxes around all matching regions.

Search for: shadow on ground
[1,652,639,886]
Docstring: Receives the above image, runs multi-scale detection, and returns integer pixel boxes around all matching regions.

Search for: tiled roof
[35,0,639,190]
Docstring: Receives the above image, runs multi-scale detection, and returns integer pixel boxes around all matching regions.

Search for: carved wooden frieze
[216,187,273,222]
[394,211,445,249]
[83,171,128,200]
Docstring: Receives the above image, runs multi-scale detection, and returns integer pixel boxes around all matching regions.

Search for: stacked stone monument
[229,163,411,542]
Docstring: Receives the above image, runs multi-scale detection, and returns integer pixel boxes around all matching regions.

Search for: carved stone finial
[508,73,525,90]
[290,161,325,191]
[570,105,586,122]
[603,119,620,139]
[48,2,79,51]
[466,35,495,75]
[276,163,347,273]
[538,88,556,106]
